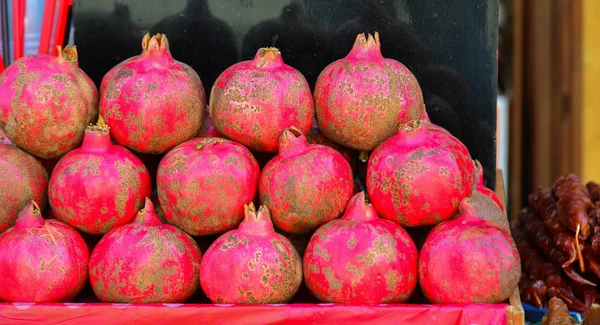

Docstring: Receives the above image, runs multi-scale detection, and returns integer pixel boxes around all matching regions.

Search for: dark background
[72,0,498,186]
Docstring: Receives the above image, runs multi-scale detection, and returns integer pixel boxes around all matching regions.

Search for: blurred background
[0,0,597,221]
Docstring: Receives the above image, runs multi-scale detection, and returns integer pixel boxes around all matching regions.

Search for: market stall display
[0,32,522,324]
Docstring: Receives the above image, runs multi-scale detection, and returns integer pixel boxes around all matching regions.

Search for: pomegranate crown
[87,115,110,133]
[195,137,227,151]
[134,198,162,224]
[57,45,78,65]
[349,32,382,58]
[253,47,284,68]
[142,33,170,54]
[239,202,275,234]
[342,192,379,221]
[278,127,308,154]
[15,201,45,230]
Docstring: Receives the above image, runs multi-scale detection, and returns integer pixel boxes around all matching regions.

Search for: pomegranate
[210,47,314,152]
[0,46,98,159]
[474,160,504,211]
[314,32,424,152]
[157,137,260,236]
[200,203,302,304]
[90,198,202,303]
[259,128,354,234]
[419,197,521,304]
[197,105,222,138]
[100,33,205,154]
[366,114,475,227]
[48,117,152,235]
[303,192,418,303]
[0,129,12,145]
[0,145,48,233]
[305,121,356,170]
[0,201,89,302]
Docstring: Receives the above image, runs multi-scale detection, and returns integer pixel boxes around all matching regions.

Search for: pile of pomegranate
[0,32,518,306]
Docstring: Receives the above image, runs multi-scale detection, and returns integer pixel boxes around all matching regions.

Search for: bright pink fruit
[314,32,424,151]
[303,192,418,303]
[197,105,222,138]
[48,118,152,234]
[157,137,260,236]
[210,47,314,152]
[100,33,205,154]
[90,198,202,303]
[474,160,504,211]
[200,203,302,304]
[366,114,475,226]
[0,145,48,233]
[0,46,98,159]
[0,201,89,302]
[305,122,356,170]
[419,197,521,304]
[259,128,354,234]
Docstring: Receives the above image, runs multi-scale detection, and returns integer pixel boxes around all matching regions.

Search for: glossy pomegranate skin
[0,145,48,233]
[314,32,424,151]
[0,202,89,302]
[157,137,260,236]
[100,33,205,154]
[259,128,354,234]
[210,47,314,152]
[90,198,202,303]
[48,122,152,235]
[419,198,521,304]
[200,203,302,304]
[0,47,98,159]
[366,115,475,227]
[304,192,418,303]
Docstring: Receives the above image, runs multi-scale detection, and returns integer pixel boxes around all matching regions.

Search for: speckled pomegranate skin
[210,47,314,152]
[474,160,504,211]
[366,115,475,227]
[0,47,98,159]
[90,198,202,303]
[200,204,302,304]
[100,34,205,154]
[303,192,418,304]
[305,122,356,170]
[418,198,520,304]
[0,202,89,302]
[157,137,260,236]
[259,128,353,234]
[48,123,152,235]
[0,145,48,233]
[314,32,424,151]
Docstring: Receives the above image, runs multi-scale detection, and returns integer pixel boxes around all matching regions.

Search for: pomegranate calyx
[57,45,78,64]
[253,47,284,68]
[134,197,162,224]
[15,201,45,229]
[87,115,110,133]
[279,127,308,155]
[238,202,275,235]
[142,33,170,54]
[399,119,422,132]
[348,32,383,59]
[342,192,379,222]
[195,137,225,151]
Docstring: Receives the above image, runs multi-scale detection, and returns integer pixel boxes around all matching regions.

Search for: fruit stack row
[0,32,518,305]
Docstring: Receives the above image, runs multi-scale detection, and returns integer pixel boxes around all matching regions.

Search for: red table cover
[0,302,509,325]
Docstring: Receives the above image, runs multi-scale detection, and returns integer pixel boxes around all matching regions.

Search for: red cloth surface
[0,302,508,325]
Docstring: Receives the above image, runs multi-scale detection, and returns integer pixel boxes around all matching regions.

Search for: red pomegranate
[259,128,353,234]
[0,129,12,145]
[0,201,89,302]
[303,192,418,303]
[314,32,424,152]
[366,114,475,227]
[197,105,222,138]
[100,33,205,154]
[0,145,48,233]
[419,197,520,304]
[474,160,504,211]
[0,46,98,159]
[157,137,260,236]
[210,47,314,152]
[305,121,356,170]
[200,203,302,304]
[48,117,152,234]
[90,198,202,303]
